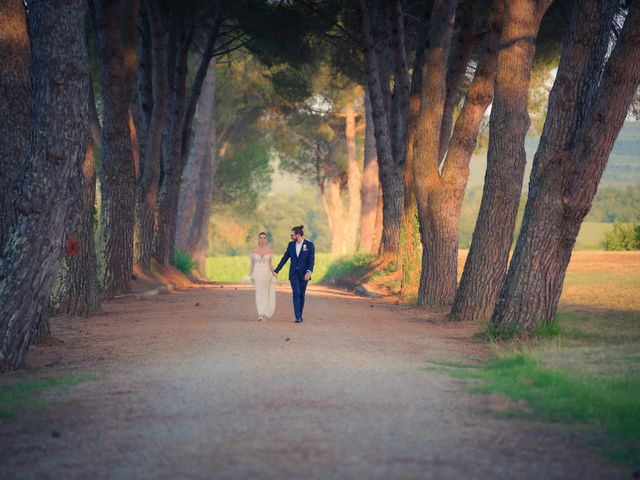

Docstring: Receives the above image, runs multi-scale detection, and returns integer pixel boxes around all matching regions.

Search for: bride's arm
[269,254,275,274]
[249,255,255,277]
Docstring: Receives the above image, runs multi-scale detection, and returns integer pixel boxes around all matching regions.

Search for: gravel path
[0,285,629,479]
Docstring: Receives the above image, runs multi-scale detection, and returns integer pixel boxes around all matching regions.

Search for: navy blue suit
[274,240,315,321]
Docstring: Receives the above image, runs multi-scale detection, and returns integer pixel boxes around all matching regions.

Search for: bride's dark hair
[258,231,268,238]
[292,225,304,236]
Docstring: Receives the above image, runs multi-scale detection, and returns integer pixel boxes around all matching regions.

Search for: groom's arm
[274,247,290,273]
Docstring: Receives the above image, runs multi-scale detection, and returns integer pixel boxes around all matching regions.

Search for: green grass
[205,253,333,282]
[0,375,98,420]
[425,352,640,464]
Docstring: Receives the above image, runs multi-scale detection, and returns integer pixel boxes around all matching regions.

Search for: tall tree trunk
[432,0,504,318]
[0,0,90,371]
[177,58,218,273]
[359,88,380,252]
[155,16,220,265]
[155,24,192,265]
[439,0,479,163]
[451,0,552,320]
[387,0,411,170]
[0,0,30,251]
[94,0,139,295]
[398,6,428,297]
[50,140,101,317]
[343,101,362,254]
[413,0,459,306]
[372,187,384,254]
[359,0,403,260]
[491,0,640,331]
[136,0,168,269]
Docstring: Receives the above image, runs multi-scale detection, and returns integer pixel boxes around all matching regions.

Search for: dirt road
[0,284,629,479]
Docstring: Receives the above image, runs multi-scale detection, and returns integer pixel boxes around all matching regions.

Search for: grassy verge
[427,312,640,465]
[427,253,640,465]
[0,375,99,420]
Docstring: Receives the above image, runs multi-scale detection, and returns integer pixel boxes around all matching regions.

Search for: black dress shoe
[295,318,303,323]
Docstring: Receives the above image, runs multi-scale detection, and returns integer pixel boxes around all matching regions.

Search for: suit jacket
[275,239,315,280]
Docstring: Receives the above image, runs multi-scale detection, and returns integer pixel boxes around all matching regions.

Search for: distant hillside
[467,120,640,189]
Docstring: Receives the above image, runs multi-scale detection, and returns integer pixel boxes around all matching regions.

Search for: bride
[249,232,276,321]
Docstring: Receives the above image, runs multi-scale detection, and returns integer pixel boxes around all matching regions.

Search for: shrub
[603,222,640,251]
[173,250,199,274]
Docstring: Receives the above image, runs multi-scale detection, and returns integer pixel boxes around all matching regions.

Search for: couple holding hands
[248,225,315,323]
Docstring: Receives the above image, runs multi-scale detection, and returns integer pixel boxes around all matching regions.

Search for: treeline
[1,0,640,371]
[0,0,335,370]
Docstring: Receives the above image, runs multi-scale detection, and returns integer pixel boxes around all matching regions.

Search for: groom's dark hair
[292,225,304,236]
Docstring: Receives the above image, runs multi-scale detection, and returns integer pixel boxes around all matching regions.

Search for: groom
[274,225,315,324]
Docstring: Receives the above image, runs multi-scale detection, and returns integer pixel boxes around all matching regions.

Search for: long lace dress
[250,252,276,319]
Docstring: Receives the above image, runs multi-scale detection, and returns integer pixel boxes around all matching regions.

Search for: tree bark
[155,16,220,265]
[136,0,168,269]
[387,0,411,170]
[343,101,362,254]
[359,0,403,259]
[177,58,218,274]
[359,87,380,252]
[50,140,101,317]
[0,0,90,371]
[451,0,552,320]
[439,1,479,163]
[0,0,30,251]
[413,0,459,306]
[398,5,428,297]
[155,23,193,265]
[93,0,139,295]
[491,0,640,330]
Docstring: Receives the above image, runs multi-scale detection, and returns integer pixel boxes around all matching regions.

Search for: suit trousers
[290,274,308,321]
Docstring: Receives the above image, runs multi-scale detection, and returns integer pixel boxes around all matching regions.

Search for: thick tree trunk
[439,1,478,163]
[155,17,219,265]
[413,0,459,306]
[491,0,640,330]
[372,187,384,254]
[136,0,168,269]
[50,141,101,317]
[398,7,428,297]
[343,101,362,254]
[0,0,30,251]
[451,0,551,320]
[359,0,403,259]
[94,0,138,295]
[155,25,192,265]
[360,88,380,253]
[177,58,218,272]
[387,0,411,169]
[442,0,504,318]
[0,0,90,371]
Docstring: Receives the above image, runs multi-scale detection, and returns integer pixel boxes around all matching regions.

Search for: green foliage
[208,190,331,256]
[603,222,640,251]
[0,375,98,420]
[321,253,377,282]
[173,250,199,274]
[587,186,640,223]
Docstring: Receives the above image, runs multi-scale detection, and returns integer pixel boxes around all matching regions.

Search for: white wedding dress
[250,252,276,318]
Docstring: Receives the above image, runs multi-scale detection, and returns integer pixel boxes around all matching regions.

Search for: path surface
[0,285,629,479]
